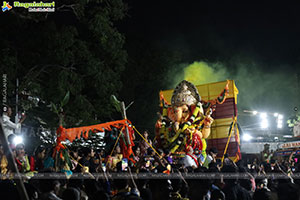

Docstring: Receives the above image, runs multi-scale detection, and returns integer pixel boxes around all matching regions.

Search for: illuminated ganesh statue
[155,80,229,158]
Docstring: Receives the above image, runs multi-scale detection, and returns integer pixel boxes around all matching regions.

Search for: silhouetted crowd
[1,133,300,200]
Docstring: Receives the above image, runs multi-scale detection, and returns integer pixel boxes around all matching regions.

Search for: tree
[120,38,183,132]
[0,0,128,128]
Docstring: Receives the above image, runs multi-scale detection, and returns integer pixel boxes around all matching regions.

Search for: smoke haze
[170,60,299,126]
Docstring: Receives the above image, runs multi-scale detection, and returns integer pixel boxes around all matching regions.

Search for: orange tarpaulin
[56,119,132,144]
[55,119,135,162]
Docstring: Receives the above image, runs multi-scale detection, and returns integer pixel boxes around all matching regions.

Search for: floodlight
[242,133,253,141]
[261,119,269,129]
[274,113,278,117]
[277,118,283,129]
[13,136,23,145]
[278,114,283,120]
[253,111,258,115]
[260,113,267,119]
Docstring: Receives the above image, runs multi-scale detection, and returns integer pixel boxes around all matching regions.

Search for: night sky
[120,1,300,133]
[2,1,300,135]
[122,1,300,65]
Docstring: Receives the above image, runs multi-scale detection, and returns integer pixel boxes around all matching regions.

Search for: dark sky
[119,1,300,131]
[121,1,300,65]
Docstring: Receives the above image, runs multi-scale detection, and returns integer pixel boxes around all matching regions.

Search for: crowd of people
[1,107,300,200]
[1,129,300,200]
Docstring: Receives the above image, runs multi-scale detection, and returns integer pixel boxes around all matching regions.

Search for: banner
[278,141,300,149]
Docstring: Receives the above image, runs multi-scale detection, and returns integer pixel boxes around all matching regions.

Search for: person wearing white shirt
[183,146,198,169]
[1,106,26,140]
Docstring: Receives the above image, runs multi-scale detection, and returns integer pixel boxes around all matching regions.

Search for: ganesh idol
[155,80,229,157]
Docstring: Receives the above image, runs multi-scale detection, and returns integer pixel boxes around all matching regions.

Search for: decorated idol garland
[156,80,229,157]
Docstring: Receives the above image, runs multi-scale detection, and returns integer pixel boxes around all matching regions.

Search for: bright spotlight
[253,111,258,115]
[274,137,279,140]
[278,114,283,120]
[261,119,269,129]
[274,113,278,117]
[277,118,283,128]
[13,136,23,145]
[260,113,267,119]
[242,133,253,141]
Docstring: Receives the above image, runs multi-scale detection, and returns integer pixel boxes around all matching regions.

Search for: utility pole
[111,95,134,144]
[293,73,300,137]
[120,101,134,144]
[297,73,300,110]
[15,78,20,134]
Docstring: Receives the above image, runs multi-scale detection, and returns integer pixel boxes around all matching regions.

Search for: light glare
[13,136,23,145]
[261,119,269,129]
[260,113,267,119]
[242,133,253,141]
